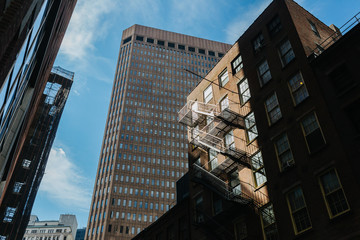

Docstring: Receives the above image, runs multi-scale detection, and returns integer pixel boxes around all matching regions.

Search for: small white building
[23,214,78,240]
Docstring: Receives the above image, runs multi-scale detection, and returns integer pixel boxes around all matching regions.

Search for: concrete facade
[23,214,78,240]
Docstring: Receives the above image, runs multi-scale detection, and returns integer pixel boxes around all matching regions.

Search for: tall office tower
[85,25,231,240]
[0,0,77,238]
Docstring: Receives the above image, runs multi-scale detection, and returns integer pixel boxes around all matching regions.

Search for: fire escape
[178,100,273,231]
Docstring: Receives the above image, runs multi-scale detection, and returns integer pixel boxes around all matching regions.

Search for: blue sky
[31,0,360,228]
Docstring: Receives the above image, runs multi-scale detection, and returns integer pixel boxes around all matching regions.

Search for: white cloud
[39,148,91,210]
[225,0,272,43]
[60,0,115,60]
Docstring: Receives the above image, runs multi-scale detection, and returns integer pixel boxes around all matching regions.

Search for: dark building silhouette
[0,0,77,238]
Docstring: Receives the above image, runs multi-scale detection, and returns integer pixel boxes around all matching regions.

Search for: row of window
[132,48,216,68]
[274,112,326,171]
[286,168,349,235]
[133,36,224,58]
[23,236,66,240]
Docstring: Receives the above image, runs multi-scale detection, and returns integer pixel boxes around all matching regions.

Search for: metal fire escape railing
[179,100,246,129]
[192,163,276,226]
[192,164,268,209]
[179,100,256,168]
[178,100,218,127]
[311,11,360,57]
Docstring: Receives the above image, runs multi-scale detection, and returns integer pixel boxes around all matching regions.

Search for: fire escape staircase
[191,164,274,223]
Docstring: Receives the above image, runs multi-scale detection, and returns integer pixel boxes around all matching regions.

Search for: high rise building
[0,0,77,238]
[85,25,231,240]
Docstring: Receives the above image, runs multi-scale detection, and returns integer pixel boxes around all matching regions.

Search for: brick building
[153,0,360,240]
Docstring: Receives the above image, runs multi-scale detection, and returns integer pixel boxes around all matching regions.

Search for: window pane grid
[220,70,229,86]
[289,73,309,105]
[245,112,258,142]
[258,60,271,85]
[320,170,349,217]
[204,85,213,103]
[232,55,243,73]
[239,79,251,104]
[265,93,281,124]
[288,187,311,233]
[279,40,295,65]
[251,152,267,187]
[302,114,319,135]
[275,134,294,169]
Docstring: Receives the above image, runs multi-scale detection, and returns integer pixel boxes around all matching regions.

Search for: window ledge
[281,57,296,70]
[308,143,327,156]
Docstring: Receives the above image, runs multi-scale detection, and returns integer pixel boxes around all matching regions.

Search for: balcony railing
[178,100,218,127]
[192,164,269,208]
[216,107,245,129]
[311,11,360,57]
[209,157,237,177]
[201,118,232,138]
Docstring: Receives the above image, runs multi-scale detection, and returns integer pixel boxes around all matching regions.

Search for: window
[3,207,16,222]
[209,51,215,56]
[224,131,235,148]
[136,36,143,41]
[13,182,24,193]
[188,47,195,52]
[268,15,282,36]
[238,79,250,104]
[288,72,309,105]
[287,187,312,234]
[300,112,325,153]
[199,49,205,54]
[308,20,320,37]
[265,93,281,124]
[219,69,229,86]
[220,96,229,111]
[213,194,222,215]
[251,151,267,187]
[123,36,132,44]
[22,159,31,168]
[157,40,165,46]
[274,133,294,171]
[218,53,224,57]
[168,42,175,48]
[232,55,243,74]
[147,38,154,43]
[260,204,278,240]
[319,169,349,218]
[203,85,213,103]
[279,39,295,66]
[252,33,264,52]
[208,149,218,170]
[234,219,247,240]
[178,44,185,50]
[258,60,272,86]
[245,112,258,142]
[195,195,204,223]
